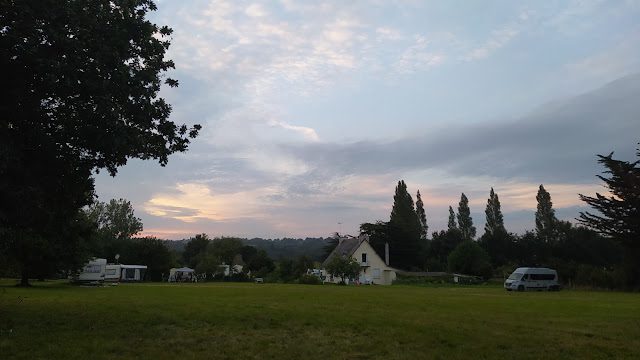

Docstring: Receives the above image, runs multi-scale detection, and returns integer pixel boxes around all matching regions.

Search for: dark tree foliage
[447,206,458,231]
[535,185,557,242]
[322,233,341,259]
[244,249,275,278]
[447,241,492,279]
[359,221,393,261]
[182,234,210,268]
[415,190,428,239]
[388,180,424,269]
[0,1,200,285]
[123,237,173,281]
[484,188,505,236]
[578,148,640,287]
[325,256,360,284]
[85,199,143,242]
[427,229,464,271]
[457,193,476,240]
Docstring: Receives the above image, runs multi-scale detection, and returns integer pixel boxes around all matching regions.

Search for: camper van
[504,267,560,291]
[76,258,107,284]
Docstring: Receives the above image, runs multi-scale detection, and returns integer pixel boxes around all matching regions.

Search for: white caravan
[504,267,560,291]
[76,258,107,284]
[105,264,147,282]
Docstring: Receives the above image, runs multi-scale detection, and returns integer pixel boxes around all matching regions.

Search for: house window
[361,253,367,263]
[373,268,381,279]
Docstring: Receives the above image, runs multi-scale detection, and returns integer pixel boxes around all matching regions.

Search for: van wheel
[517,285,524,292]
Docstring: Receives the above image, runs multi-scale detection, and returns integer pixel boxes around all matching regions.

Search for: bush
[298,274,321,285]
[448,241,492,279]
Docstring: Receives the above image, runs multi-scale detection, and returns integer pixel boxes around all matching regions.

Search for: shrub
[298,274,321,285]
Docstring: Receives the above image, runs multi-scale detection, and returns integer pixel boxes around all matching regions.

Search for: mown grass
[0,280,638,359]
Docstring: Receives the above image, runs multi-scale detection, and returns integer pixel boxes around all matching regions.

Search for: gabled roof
[322,235,366,267]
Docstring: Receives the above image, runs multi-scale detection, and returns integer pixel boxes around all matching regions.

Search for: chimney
[384,242,389,266]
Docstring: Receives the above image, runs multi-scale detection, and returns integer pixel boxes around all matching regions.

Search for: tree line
[359,145,640,289]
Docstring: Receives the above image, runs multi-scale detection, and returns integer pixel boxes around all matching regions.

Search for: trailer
[105,264,147,282]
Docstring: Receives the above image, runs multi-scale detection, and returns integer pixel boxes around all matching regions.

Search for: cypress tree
[457,193,476,240]
[484,188,506,235]
[415,190,428,239]
[535,185,557,242]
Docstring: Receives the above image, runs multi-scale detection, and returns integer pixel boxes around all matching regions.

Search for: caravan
[105,264,147,282]
[76,258,107,284]
[504,267,560,291]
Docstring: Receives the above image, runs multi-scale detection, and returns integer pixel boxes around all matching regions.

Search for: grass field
[0,280,638,359]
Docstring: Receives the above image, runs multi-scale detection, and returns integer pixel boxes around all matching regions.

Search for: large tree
[535,185,557,242]
[447,206,458,231]
[484,188,505,236]
[457,193,476,241]
[0,0,200,285]
[388,180,424,269]
[578,148,640,287]
[415,190,428,239]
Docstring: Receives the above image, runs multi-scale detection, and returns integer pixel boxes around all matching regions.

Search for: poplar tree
[415,190,428,239]
[484,188,506,235]
[457,193,476,240]
[389,180,423,269]
[535,185,557,242]
[448,206,458,231]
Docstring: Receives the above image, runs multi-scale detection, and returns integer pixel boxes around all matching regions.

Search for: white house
[322,235,397,285]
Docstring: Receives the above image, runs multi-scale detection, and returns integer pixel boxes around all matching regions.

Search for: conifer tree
[415,190,428,239]
[457,193,476,240]
[578,148,640,287]
[448,206,458,231]
[389,180,423,269]
[484,188,506,235]
[535,185,557,242]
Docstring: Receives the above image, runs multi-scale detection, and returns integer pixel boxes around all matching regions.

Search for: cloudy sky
[95,0,640,239]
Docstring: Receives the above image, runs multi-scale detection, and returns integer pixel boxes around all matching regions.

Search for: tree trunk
[19,267,30,287]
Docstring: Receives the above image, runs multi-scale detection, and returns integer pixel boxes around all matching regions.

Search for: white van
[504,267,559,291]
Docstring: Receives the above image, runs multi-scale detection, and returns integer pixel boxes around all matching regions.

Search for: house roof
[321,235,365,267]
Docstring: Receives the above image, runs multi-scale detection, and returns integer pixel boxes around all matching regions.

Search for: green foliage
[244,249,275,278]
[85,199,143,242]
[325,256,360,284]
[183,234,210,268]
[447,241,492,279]
[123,237,173,281]
[298,274,322,285]
[578,148,640,288]
[479,231,515,267]
[426,229,464,271]
[456,193,476,240]
[0,0,200,285]
[535,185,557,242]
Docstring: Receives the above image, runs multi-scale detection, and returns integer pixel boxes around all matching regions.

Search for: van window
[508,273,523,280]
[530,273,556,280]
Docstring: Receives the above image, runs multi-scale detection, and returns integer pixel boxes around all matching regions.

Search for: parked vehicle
[105,264,147,282]
[504,267,560,291]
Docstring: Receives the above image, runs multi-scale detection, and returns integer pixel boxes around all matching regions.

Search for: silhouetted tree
[535,185,557,242]
[578,147,640,287]
[415,190,428,239]
[484,188,505,236]
[447,241,492,279]
[457,193,476,240]
[1,0,200,286]
[448,206,458,231]
[389,180,423,269]
[183,234,210,268]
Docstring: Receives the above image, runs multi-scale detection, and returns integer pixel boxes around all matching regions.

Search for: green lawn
[0,280,638,359]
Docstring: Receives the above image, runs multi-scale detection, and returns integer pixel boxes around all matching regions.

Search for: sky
[95,0,640,240]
